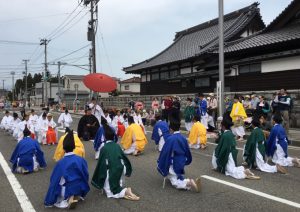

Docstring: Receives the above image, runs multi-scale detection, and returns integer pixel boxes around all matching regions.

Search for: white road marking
[201,175,300,209]
[0,152,36,212]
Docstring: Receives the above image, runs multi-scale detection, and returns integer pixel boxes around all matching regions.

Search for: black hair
[155,113,162,121]
[273,113,283,124]
[128,116,134,124]
[251,118,261,128]
[65,127,71,134]
[13,113,18,118]
[42,112,47,117]
[31,109,35,113]
[234,94,239,100]
[23,127,31,137]
[170,121,181,131]
[198,93,204,97]
[5,110,9,114]
[221,112,233,129]
[104,124,115,141]
[193,114,201,122]
[63,130,75,153]
[65,109,68,113]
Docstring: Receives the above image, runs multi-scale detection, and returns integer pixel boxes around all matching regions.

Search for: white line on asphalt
[201,175,300,209]
[0,152,36,212]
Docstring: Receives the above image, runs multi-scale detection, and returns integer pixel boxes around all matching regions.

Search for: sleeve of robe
[243,130,257,166]
[91,149,108,190]
[44,162,64,206]
[53,135,65,162]
[10,142,21,172]
[93,127,104,151]
[188,123,198,145]
[214,134,232,174]
[58,113,63,124]
[74,135,85,158]
[121,126,134,150]
[151,123,160,145]
[34,141,47,168]
[266,126,278,157]
[157,138,173,177]
[77,117,85,138]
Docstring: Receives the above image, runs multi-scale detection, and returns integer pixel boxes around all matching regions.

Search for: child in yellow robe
[188,115,207,149]
[121,116,148,156]
[53,128,85,162]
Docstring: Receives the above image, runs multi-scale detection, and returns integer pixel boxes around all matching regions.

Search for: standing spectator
[151,97,160,114]
[170,96,181,122]
[250,94,259,110]
[270,92,279,114]
[195,93,208,129]
[255,96,270,118]
[278,89,292,135]
[135,101,144,111]
[208,93,218,122]
[163,96,173,123]
[184,98,195,132]
[225,96,233,113]
[128,99,135,110]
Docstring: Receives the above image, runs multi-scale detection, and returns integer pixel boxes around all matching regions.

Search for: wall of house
[64,78,89,92]
[120,83,140,93]
[262,56,300,73]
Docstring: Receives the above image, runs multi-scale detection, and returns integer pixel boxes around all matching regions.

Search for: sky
[0,0,293,89]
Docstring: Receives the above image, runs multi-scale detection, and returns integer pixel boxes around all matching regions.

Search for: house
[119,77,141,96]
[30,82,61,106]
[62,75,90,102]
[123,1,300,95]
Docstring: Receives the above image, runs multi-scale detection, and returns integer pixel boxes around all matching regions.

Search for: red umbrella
[83,73,117,92]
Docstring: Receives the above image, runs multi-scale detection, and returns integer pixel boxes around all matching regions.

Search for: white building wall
[180,67,191,75]
[120,83,140,93]
[262,56,300,73]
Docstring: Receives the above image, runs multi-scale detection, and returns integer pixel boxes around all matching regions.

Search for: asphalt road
[0,110,300,212]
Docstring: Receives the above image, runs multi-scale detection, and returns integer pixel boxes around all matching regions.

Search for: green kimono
[184,105,195,122]
[243,127,266,168]
[91,141,132,194]
[214,130,238,173]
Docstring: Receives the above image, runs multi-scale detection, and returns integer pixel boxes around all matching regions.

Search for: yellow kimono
[188,121,207,145]
[121,123,148,152]
[230,102,247,122]
[53,133,85,162]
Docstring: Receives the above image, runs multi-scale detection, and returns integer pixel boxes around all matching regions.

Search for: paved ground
[0,110,300,212]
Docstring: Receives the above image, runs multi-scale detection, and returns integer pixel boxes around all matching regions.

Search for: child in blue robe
[44,130,90,209]
[151,113,170,151]
[10,127,47,174]
[157,121,201,192]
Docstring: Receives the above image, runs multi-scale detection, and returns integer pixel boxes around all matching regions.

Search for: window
[160,71,169,80]
[195,78,210,87]
[239,63,261,74]
[124,85,130,90]
[141,74,147,82]
[151,72,159,80]
[170,70,179,78]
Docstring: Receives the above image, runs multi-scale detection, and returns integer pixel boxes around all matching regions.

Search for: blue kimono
[44,154,90,206]
[196,99,207,116]
[157,133,192,180]
[10,137,47,173]
[266,124,289,158]
[151,120,170,145]
[93,126,118,151]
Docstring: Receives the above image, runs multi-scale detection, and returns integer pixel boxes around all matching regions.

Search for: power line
[49,44,90,63]
[0,13,70,24]
[46,1,83,39]
[0,40,39,45]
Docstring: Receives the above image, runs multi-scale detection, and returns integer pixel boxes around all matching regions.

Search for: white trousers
[185,122,193,132]
[158,138,165,152]
[256,149,277,173]
[231,126,245,137]
[103,165,126,198]
[189,138,200,149]
[124,143,136,155]
[201,114,208,129]
[272,144,294,167]
[212,152,246,179]
[167,165,190,190]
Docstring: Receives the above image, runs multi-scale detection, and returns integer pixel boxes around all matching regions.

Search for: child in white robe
[58,109,73,128]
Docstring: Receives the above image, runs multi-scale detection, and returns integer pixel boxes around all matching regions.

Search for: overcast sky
[0,0,293,89]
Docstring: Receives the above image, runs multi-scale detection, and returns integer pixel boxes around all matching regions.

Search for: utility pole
[2,80,4,91]
[89,49,92,98]
[40,39,49,106]
[85,0,97,74]
[56,61,67,104]
[23,59,29,104]
[10,71,15,102]
[218,0,225,117]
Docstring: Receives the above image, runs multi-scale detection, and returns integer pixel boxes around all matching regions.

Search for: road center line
[201,175,300,209]
[0,152,36,212]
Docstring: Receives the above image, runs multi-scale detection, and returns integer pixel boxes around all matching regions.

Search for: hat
[207,97,211,100]
[251,94,256,98]
[63,130,75,153]
[209,93,214,97]
[47,113,52,117]
[245,95,250,98]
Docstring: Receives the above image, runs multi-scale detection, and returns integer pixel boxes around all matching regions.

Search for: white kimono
[37,118,48,144]
[57,113,73,128]
[89,103,104,124]
[29,114,39,133]
[0,115,13,130]
[104,115,112,126]
[9,118,21,135]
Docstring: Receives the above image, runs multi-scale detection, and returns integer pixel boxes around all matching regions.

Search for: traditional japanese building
[123,1,300,95]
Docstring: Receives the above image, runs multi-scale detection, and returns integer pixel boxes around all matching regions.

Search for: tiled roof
[121,77,141,83]
[124,3,264,73]
[221,24,300,53]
